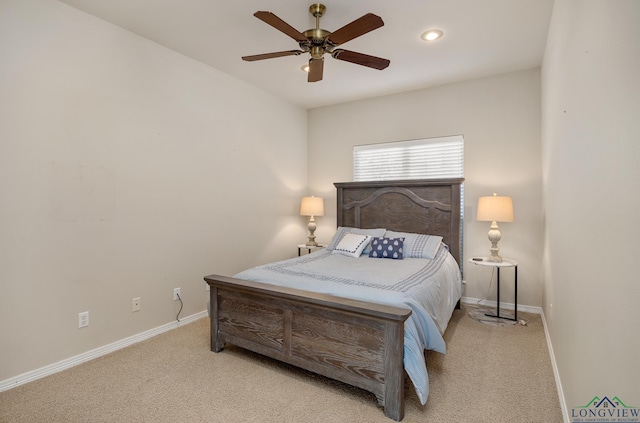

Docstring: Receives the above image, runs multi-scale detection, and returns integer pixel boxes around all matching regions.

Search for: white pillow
[326,227,386,251]
[331,233,372,258]
[384,230,443,259]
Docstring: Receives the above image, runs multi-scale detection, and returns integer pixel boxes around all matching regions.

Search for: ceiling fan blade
[254,11,308,43]
[308,58,324,82]
[326,13,384,45]
[242,50,303,62]
[332,49,390,70]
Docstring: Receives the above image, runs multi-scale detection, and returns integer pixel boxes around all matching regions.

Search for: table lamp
[476,193,514,262]
[300,196,324,246]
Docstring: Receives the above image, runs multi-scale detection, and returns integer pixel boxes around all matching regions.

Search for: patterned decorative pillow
[331,233,372,258]
[368,237,404,260]
[326,227,387,252]
[384,231,443,259]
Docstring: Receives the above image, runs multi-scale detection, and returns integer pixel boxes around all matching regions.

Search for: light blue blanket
[234,245,462,404]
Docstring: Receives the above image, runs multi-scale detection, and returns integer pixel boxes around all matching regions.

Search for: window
[353,135,465,264]
[353,135,464,181]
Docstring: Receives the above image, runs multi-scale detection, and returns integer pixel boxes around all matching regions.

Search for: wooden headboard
[334,178,464,265]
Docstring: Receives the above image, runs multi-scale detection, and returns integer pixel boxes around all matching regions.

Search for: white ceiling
[57,0,554,109]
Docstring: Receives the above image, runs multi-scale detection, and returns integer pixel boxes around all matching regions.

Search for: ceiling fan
[242,3,390,83]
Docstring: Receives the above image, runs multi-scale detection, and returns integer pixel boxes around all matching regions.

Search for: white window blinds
[353,135,464,181]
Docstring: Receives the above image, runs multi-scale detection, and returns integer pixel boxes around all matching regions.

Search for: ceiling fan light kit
[242,4,390,82]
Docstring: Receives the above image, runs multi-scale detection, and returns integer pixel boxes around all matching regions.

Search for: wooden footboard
[204,274,412,421]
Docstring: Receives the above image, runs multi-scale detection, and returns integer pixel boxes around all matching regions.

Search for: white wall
[308,69,543,308]
[542,0,640,416]
[0,0,307,381]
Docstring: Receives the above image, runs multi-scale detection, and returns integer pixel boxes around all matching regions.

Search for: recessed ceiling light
[301,64,310,73]
[421,29,443,41]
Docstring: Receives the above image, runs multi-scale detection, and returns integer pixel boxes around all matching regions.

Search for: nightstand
[297,244,325,256]
[468,257,518,321]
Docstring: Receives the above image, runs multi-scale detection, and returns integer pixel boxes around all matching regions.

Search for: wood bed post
[382,320,406,421]
[209,286,225,352]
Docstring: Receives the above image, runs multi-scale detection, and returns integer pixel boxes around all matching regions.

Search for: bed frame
[204,178,463,421]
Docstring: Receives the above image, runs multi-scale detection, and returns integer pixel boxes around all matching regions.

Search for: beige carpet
[0,305,563,423]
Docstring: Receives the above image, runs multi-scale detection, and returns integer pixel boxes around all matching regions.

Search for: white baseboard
[539,310,570,422]
[461,296,569,422]
[0,310,208,392]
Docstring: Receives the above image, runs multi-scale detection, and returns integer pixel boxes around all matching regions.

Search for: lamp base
[486,249,503,263]
[486,222,503,263]
[306,216,318,247]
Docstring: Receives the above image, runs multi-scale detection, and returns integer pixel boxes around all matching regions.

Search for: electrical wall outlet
[173,288,181,301]
[132,297,141,312]
[78,311,89,328]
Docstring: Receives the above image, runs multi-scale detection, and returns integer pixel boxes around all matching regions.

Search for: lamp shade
[476,194,514,222]
[300,196,324,217]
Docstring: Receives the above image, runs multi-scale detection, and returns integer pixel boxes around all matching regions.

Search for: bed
[204,178,463,421]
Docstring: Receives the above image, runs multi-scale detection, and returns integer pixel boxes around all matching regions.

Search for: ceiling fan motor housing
[303,28,331,45]
[303,3,332,56]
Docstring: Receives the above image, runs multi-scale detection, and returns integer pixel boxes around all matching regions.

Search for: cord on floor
[176,292,183,322]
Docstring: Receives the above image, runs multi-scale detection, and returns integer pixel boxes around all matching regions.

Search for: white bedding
[233,244,462,405]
